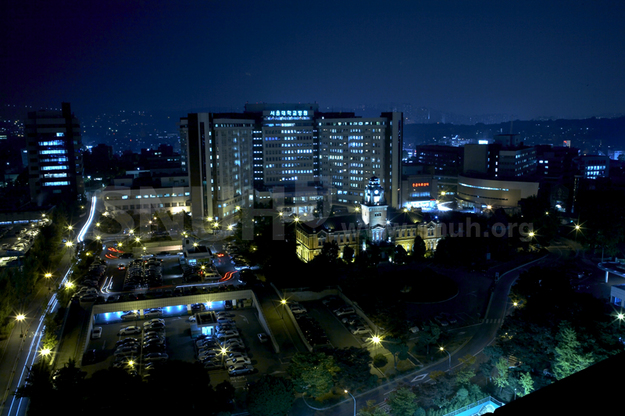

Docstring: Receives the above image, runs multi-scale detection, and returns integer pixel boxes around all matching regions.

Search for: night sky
[2,0,624,120]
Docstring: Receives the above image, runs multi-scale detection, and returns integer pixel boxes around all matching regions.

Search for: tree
[394,244,408,264]
[518,372,534,397]
[412,235,426,259]
[414,371,457,409]
[247,375,295,416]
[420,322,441,355]
[287,351,338,397]
[332,346,376,390]
[493,357,510,393]
[214,380,236,413]
[387,386,418,416]
[454,354,477,386]
[553,324,594,380]
[343,245,355,264]
[373,354,388,368]
[358,400,388,416]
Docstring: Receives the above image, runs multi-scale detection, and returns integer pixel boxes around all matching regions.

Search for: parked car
[145,322,165,331]
[334,307,355,316]
[116,337,139,347]
[290,305,307,314]
[350,325,370,335]
[114,346,139,356]
[217,331,240,340]
[118,326,141,335]
[144,309,163,318]
[121,312,139,321]
[226,356,252,366]
[227,364,254,376]
[91,327,102,339]
[144,353,168,362]
[203,359,223,370]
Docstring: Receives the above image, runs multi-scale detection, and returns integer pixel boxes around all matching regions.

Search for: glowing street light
[344,390,356,416]
[40,347,51,359]
[65,281,75,290]
[439,346,451,369]
[44,272,52,290]
[16,314,25,337]
[65,241,73,248]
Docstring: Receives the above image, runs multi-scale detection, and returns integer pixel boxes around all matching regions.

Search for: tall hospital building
[180,103,402,222]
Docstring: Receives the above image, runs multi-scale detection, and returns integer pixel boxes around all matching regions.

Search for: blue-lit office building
[180,103,403,222]
[25,103,84,207]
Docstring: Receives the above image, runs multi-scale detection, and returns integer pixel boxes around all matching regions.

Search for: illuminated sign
[412,182,430,188]
[266,110,310,120]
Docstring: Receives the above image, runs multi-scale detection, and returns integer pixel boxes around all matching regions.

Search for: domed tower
[361,176,388,242]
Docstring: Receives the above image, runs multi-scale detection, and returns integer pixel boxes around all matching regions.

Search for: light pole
[40,347,51,364]
[371,335,382,355]
[44,272,52,291]
[439,346,451,369]
[277,298,287,319]
[344,390,356,416]
[16,314,25,338]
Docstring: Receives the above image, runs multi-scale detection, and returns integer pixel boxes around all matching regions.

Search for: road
[289,243,579,416]
[0,197,96,416]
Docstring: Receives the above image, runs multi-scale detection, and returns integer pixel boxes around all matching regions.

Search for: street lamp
[44,272,52,290]
[220,347,228,367]
[16,314,25,337]
[65,281,75,290]
[40,347,51,360]
[439,346,451,369]
[344,390,356,416]
[371,335,382,355]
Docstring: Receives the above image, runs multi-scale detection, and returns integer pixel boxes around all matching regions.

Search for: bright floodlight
[618,313,624,320]
[16,314,25,322]
[371,335,381,344]
[280,299,287,305]
[41,348,51,356]
[65,281,74,289]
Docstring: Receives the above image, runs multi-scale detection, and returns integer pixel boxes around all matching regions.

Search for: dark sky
[2,0,624,120]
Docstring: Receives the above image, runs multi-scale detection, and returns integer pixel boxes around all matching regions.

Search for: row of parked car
[322,296,372,336]
[112,319,169,370]
[226,243,253,271]
[194,311,256,376]
[122,258,163,290]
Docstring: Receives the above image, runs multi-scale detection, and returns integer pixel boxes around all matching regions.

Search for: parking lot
[85,303,278,386]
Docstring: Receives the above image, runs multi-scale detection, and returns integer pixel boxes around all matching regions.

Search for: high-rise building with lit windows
[25,102,84,207]
[180,104,402,221]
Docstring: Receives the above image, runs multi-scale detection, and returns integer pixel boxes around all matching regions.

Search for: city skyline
[2,1,624,121]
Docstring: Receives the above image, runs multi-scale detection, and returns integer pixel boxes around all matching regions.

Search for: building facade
[296,177,442,262]
[180,104,403,224]
[25,103,84,207]
[456,175,539,212]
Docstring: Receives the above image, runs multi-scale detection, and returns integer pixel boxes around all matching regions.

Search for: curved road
[291,242,578,416]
